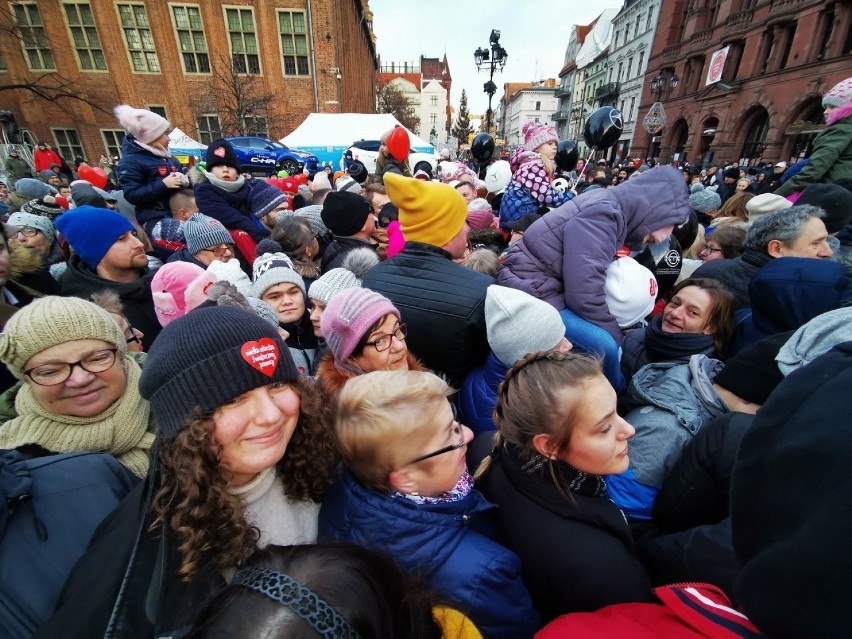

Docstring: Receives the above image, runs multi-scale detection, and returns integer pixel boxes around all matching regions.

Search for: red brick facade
[0,0,377,160]
[634,0,852,166]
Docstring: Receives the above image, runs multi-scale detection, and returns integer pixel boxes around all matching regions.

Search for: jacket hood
[776,307,852,376]
[61,254,152,299]
[625,354,726,433]
[9,241,46,278]
[610,166,689,247]
[748,257,849,335]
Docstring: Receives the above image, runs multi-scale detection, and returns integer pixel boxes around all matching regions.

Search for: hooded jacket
[607,355,727,520]
[193,174,269,241]
[318,468,540,639]
[691,248,773,309]
[497,166,688,344]
[59,255,161,350]
[116,135,183,225]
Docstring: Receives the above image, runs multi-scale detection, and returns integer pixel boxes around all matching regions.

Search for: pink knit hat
[523,121,558,152]
[320,287,400,369]
[114,104,171,145]
[823,76,852,108]
[151,262,206,327]
[467,198,495,230]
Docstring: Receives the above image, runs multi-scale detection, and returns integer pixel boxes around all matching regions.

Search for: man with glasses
[166,212,236,269]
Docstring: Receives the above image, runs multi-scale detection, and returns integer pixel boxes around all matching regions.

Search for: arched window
[671,120,689,163]
[739,108,769,165]
[787,100,825,162]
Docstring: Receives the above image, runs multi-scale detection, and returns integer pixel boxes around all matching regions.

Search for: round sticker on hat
[240,338,279,377]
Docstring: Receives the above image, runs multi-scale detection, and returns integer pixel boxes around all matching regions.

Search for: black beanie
[139,306,298,438]
[348,160,369,184]
[206,138,240,171]
[713,331,792,405]
[724,167,740,180]
[321,191,372,237]
[796,184,852,233]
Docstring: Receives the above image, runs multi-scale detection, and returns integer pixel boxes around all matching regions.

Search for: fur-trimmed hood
[316,351,427,398]
[9,241,46,278]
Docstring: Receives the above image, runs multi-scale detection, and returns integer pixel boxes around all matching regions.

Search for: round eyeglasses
[24,348,118,386]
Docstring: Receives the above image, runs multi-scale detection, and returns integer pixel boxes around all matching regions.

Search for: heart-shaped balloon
[240,338,279,377]
[583,107,624,151]
[78,165,109,189]
[386,126,411,162]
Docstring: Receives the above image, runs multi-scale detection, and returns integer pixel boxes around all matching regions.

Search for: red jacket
[34,148,62,173]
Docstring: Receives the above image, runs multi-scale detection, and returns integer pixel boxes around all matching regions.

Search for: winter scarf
[392,469,474,505]
[0,357,154,477]
[643,315,716,363]
[203,170,246,193]
[505,440,607,498]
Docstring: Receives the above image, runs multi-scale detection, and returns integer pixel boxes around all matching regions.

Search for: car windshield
[352,140,381,152]
[266,141,289,150]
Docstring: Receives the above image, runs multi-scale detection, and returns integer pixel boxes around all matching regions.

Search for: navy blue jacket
[459,352,508,436]
[116,136,183,225]
[166,248,206,269]
[318,468,540,639]
[0,450,138,639]
[194,179,268,241]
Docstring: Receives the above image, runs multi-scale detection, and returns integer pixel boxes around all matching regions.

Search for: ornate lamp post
[474,29,507,135]
[642,70,679,161]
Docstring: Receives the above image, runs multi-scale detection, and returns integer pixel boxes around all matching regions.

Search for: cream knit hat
[0,296,126,378]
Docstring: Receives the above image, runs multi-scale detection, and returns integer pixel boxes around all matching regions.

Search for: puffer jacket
[458,352,509,436]
[775,102,852,195]
[116,135,183,225]
[497,166,688,344]
[499,149,574,228]
[318,468,540,639]
[607,355,727,520]
[193,174,269,241]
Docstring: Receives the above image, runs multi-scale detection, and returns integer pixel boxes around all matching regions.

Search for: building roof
[502,82,535,102]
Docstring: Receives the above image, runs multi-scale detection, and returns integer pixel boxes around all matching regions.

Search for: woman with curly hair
[35,306,339,639]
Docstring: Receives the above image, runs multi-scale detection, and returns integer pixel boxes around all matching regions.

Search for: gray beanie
[7,211,56,243]
[251,252,306,299]
[484,285,567,366]
[248,297,280,329]
[309,268,361,305]
[293,204,329,236]
[184,213,233,254]
[688,187,721,214]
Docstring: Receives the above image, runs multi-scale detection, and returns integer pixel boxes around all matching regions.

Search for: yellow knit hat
[384,172,467,247]
[0,296,127,378]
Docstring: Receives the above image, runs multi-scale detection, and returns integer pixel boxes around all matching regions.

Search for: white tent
[168,127,206,157]
[280,113,434,166]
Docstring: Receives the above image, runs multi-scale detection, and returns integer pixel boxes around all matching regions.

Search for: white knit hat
[484,285,566,366]
[308,268,360,306]
[310,172,332,193]
[745,193,792,222]
[604,257,657,328]
[114,104,170,145]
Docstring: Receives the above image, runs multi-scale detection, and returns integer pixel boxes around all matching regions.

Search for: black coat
[475,443,654,622]
[692,248,772,309]
[320,236,376,272]
[361,242,492,386]
[59,255,161,350]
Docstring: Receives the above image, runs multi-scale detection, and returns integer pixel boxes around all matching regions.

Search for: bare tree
[377,82,419,133]
[190,53,275,137]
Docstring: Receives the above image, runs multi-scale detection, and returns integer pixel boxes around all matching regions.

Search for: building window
[779,21,797,69]
[647,9,654,30]
[430,113,437,124]
[63,3,107,71]
[147,105,167,119]
[637,52,645,76]
[0,52,6,71]
[117,3,160,73]
[740,109,769,163]
[617,62,623,80]
[52,128,84,161]
[635,15,641,37]
[242,115,268,137]
[627,57,633,79]
[535,100,541,110]
[12,3,55,71]
[102,129,126,158]
[225,7,260,74]
[277,11,310,76]
[430,95,438,106]
[197,114,221,145]
[629,97,636,122]
[816,6,835,62]
[615,31,620,48]
[172,5,210,74]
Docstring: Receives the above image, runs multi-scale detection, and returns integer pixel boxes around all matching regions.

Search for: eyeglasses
[24,348,118,386]
[364,323,407,352]
[123,317,141,345]
[203,244,235,257]
[11,226,39,238]
[408,421,466,465]
[700,244,723,255]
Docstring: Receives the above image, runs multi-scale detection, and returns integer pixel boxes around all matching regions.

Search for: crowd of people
[0,74,850,639]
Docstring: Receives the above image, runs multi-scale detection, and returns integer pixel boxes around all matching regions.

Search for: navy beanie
[139,306,299,439]
[206,138,240,171]
[55,205,135,268]
[321,191,372,237]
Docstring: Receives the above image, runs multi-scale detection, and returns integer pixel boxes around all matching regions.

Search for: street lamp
[643,70,679,161]
[473,29,507,135]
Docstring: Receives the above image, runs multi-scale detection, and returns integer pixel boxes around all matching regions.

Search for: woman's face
[12,228,50,258]
[699,238,724,262]
[536,140,558,161]
[736,179,749,192]
[308,300,325,337]
[25,339,126,418]
[212,382,301,486]
[110,312,145,353]
[559,375,634,476]
[662,286,715,334]
[261,283,305,325]
[401,400,474,497]
[350,314,409,372]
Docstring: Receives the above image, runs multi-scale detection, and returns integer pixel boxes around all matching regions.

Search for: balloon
[386,126,410,162]
[54,195,69,210]
[583,107,624,150]
[78,165,108,189]
[555,140,579,172]
[470,133,495,164]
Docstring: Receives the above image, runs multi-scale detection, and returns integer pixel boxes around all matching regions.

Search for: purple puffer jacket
[496,166,688,344]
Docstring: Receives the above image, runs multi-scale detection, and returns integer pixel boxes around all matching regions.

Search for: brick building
[377,55,453,143]
[635,0,852,166]
[0,0,377,162]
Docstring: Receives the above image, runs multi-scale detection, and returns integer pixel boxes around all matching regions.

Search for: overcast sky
[369,0,625,115]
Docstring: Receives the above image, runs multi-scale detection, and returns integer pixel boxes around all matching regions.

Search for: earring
[410,491,420,497]
[549,455,556,461]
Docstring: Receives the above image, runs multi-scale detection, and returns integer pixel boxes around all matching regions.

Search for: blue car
[226,136,319,174]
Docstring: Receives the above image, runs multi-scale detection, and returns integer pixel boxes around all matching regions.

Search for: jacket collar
[401,241,452,260]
